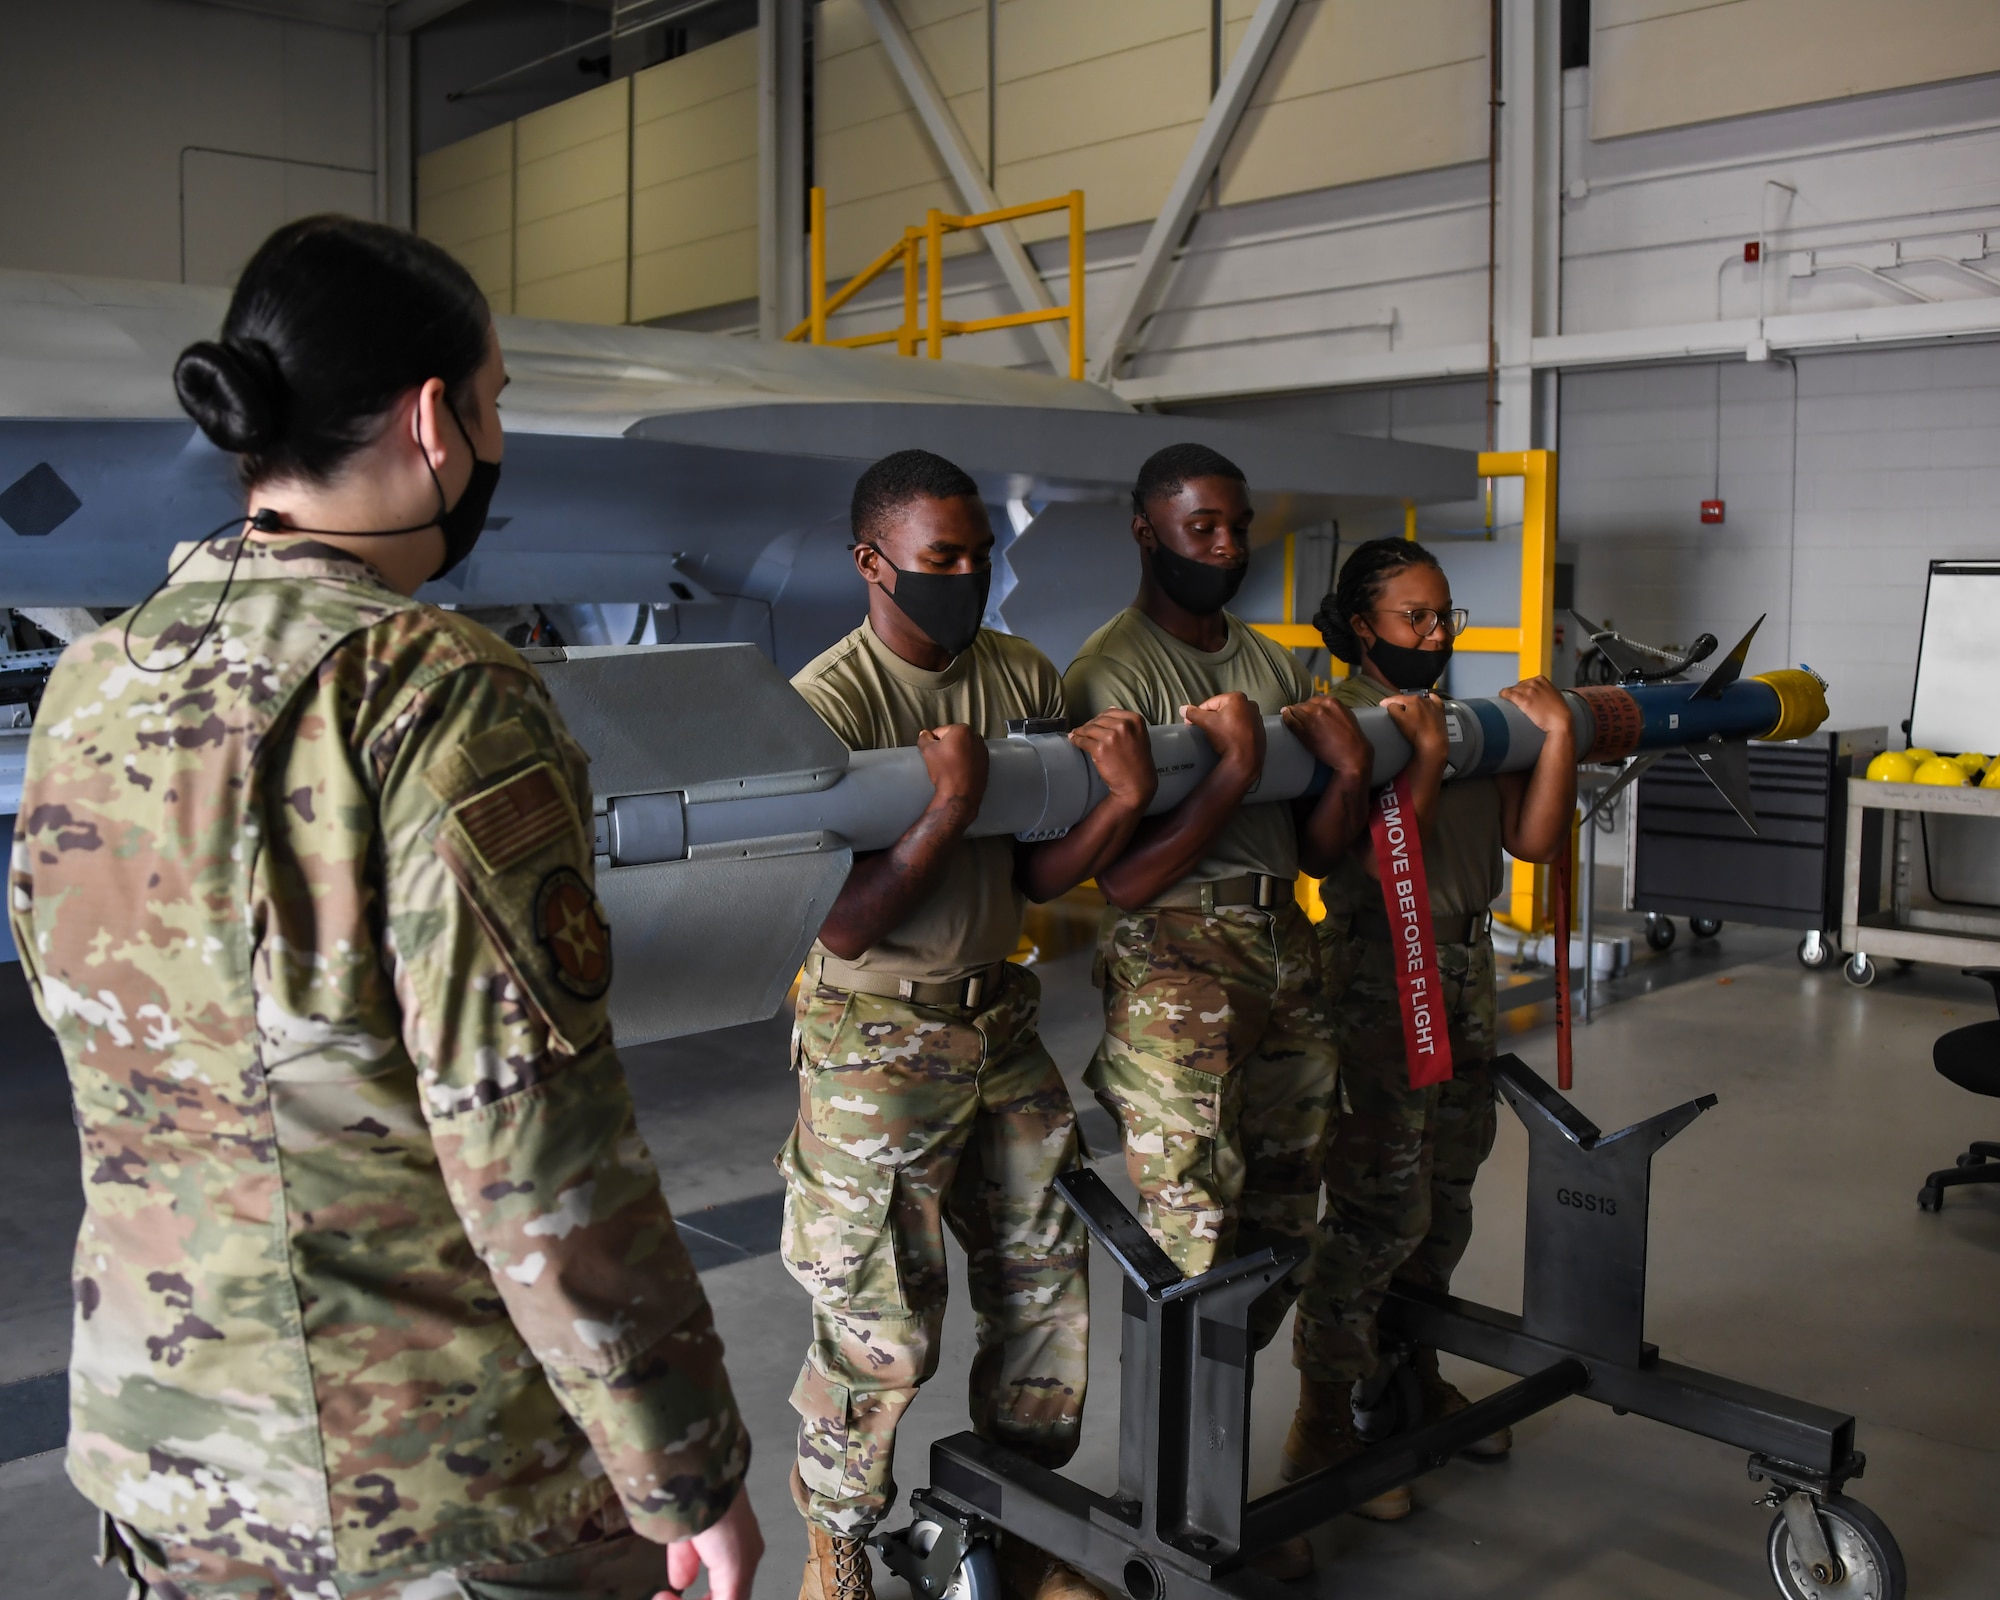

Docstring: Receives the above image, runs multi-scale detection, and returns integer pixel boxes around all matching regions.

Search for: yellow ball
[1951,751,1989,774]
[1866,750,1917,783]
[1984,761,2000,791]
[1905,748,1937,763]
[1914,757,1970,787]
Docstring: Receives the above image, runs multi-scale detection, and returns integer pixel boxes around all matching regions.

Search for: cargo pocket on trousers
[788,1360,858,1504]
[776,1124,906,1316]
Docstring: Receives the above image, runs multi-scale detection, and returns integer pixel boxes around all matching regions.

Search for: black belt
[1344,907,1491,946]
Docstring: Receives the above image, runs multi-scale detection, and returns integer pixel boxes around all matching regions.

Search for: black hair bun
[174,338,286,455]
[1312,591,1363,664]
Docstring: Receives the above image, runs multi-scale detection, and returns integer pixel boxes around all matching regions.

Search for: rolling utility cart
[1625,728,1885,969]
[878,1057,1904,1600]
[1839,778,2000,989]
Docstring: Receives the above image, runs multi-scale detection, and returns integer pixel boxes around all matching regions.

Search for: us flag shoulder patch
[450,762,573,873]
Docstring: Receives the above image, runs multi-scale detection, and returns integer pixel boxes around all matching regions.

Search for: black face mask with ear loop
[1140,518,1248,617]
[867,545,990,659]
[124,399,502,674]
[1364,633,1452,692]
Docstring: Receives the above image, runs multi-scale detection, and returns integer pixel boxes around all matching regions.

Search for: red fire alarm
[1743,241,1761,263]
[1701,499,1726,524]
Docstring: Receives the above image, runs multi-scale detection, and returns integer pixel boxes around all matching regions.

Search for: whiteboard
[1909,561,2000,755]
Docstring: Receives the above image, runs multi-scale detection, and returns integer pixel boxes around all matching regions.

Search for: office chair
[1918,968,2000,1212]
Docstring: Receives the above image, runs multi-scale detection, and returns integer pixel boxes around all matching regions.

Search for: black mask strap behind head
[121,515,257,674]
[123,399,490,676]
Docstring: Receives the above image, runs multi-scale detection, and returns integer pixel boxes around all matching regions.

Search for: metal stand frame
[879,1055,1884,1600]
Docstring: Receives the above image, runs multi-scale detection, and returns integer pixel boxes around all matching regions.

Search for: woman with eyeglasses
[1281,536,1576,1520]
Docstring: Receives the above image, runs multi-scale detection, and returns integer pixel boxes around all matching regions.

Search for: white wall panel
[1561,345,2000,736]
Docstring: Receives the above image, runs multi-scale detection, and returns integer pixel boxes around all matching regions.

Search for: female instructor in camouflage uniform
[1285,537,1577,1521]
[10,218,762,1599]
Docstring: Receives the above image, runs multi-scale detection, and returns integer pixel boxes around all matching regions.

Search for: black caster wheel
[1842,954,1876,988]
[887,1519,1002,1600]
[1918,1185,1943,1212]
[1691,916,1723,938]
[1645,915,1677,952]
[1766,1492,1906,1600]
[1797,934,1834,970]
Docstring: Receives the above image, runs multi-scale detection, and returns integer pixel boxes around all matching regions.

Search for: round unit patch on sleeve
[534,867,614,998]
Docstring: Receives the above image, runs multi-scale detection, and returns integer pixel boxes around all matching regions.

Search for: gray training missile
[528,631,1827,1047]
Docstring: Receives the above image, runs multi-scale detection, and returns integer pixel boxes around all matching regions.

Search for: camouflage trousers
[778,960,1089,1534]
[1087,900,1335,1345]
[1292,929,1499,1387]
[97,1508,663,1599]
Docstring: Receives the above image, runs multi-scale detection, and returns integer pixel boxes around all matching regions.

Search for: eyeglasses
[1372,606,1469,639]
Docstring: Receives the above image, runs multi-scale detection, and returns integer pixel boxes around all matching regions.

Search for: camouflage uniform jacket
[8,536,747,1588]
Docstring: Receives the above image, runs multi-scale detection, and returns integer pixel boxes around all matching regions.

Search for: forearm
[1020,794,1148,902]
[1296,772,1370,878]
[1098,765,1255,909]
[1408,750,1449,835]
[816,796,973,957]
[1504,734,1579,862]
[430,1048,749,1540]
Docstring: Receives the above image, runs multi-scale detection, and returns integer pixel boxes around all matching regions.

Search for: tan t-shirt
[1064,607,1313,888]
[793,620,1064,981]
[1319,672,1506,924]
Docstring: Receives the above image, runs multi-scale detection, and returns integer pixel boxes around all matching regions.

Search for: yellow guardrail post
[926,208,945,360]
[900,228,920,357]
[1067,189,1086,382]
[808,185,827,346]
[1476,448,1557,933]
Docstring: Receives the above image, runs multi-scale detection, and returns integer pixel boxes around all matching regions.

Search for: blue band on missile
[1627,679,1782,750]
[1470,699,1512,774]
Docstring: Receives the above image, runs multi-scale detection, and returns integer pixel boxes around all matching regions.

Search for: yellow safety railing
[785,186,1086,381]
[1254,449,1558,932]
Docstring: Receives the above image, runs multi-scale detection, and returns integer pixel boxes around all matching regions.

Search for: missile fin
[1688,737,1759,833]
[1571,610,1688,680]
[1691,614,1765,701]
[1582,751,1660,826]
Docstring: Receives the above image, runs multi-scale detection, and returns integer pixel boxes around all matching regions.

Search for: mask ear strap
[122,517,253,674]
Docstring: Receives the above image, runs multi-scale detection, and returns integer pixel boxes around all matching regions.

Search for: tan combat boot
[800,1524,876,1600]
[1412,1346,1512,1460]
[998,1534,1106,1600]
[1280,1373,1413,1521]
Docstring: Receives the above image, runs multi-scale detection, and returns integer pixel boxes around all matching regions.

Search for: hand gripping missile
[530,631,1826,1046]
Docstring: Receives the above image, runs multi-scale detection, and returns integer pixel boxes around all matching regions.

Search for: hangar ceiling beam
[853,0,1073,375]
[1087,0,1299,387]
[759,0,809,340]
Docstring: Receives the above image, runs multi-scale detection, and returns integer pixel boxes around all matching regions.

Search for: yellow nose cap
[1752,669,1828,743]
[1866,750,1917,783]
[1914,756,1970,787]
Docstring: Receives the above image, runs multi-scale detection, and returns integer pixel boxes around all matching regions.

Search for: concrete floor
[3,896,1997,1599]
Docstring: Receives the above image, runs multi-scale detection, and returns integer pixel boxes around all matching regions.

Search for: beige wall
[0,0,378,285]
[416,123,514,312]
[815,0,987,279]
[632,30,760,321]
[1217,0,1489,205]
[514,79,630,324]
[994,0,1208,245]
[1593,0,2000,139]
[418,32,763,326]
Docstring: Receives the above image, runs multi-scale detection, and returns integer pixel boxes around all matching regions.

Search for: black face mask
[870,547,990,659]
[1148,538,1247,616]
[1365,635,1452,691]
[435,434,501,580]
